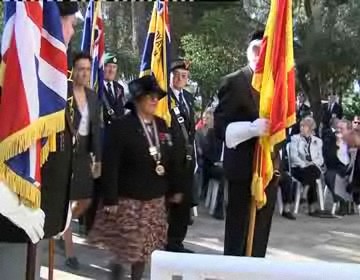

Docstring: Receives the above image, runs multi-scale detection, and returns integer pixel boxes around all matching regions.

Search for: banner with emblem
[140,0,171,126]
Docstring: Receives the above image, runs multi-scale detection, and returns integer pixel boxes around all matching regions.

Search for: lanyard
[138,115,161,163]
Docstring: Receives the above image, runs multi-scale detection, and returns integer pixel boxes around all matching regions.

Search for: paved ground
[38,209,360,279]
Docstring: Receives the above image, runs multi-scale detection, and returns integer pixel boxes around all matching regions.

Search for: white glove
[251,118,270,137]
[0,182,45,243]
[225,118,269,149]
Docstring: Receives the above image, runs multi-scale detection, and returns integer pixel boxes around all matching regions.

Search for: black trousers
[279,171,295,204]
[167,201,191,247]
[292,165,321,204]
[224,179,278,257]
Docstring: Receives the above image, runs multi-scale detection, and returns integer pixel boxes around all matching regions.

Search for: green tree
[181,2,257,109]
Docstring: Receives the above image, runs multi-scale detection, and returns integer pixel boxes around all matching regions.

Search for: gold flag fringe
[0,163,41,209]
[0,110,65,208]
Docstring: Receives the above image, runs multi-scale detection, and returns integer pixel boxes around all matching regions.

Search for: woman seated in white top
[290,117,324,216]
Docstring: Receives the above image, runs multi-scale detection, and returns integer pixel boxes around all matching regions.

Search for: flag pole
[48,238,55,280]
[26,242,37,280]
[246,199,257,256]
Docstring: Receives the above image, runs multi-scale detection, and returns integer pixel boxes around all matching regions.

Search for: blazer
[103,80,126,125]
[102,111,185,205]
[214,66,259,183]
[289,134,324,169]
[70,84,102,162]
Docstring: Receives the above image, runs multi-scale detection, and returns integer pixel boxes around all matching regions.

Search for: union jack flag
[0,2,68,208]
[81,0,104,98]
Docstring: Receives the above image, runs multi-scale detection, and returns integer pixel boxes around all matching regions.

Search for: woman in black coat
[89,75,184,280]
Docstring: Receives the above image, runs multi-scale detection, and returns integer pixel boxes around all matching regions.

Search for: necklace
[138,115,165,176]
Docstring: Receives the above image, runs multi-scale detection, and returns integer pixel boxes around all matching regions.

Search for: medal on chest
[139,115,166,176]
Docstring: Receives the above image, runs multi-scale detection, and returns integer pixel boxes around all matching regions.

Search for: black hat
[56,2,79,17]
[249,30,264,42]
[170,58,191,72]
[125,75,167,109]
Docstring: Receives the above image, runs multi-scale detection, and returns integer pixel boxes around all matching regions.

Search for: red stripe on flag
[0,36,30,140]
[40,38,67,75]
[24,2,43,31]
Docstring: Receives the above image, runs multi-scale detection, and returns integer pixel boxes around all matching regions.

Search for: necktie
[107,82,114,98]
[179,91,188,115]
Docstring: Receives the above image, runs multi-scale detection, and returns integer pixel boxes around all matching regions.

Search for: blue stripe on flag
[4,2,16,23]
[140,32,155,73]
[43,2,64,43]
[6,151,35,185]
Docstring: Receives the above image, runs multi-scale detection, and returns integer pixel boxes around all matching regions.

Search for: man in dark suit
[214,30,279,257]
[322,93,343,128]
[0,2,79,278]
[102,54,126,127]
[166,59,196,253]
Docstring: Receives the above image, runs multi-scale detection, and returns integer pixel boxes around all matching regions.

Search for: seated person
[290,117,324,216]
[347,128,360,209]
[279,145,296,220]
[323,119,352,215]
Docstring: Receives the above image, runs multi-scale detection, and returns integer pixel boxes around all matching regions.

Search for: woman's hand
[104,205,118,214]
[168,193,183,204]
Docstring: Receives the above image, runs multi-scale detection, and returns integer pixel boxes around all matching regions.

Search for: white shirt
[337,140,350,165]
[171,86,190,113]
[78,103,89,136]
[104,80,115,96]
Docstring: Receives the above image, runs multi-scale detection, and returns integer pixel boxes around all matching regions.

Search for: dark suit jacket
[350,150,360,193]
[168,89,196,203]
[214,66,259,183]
[322,129,348,176]
[102,111,185,205]
[322,102,343,127]
[103,80,126,126]
[70,85,102,162]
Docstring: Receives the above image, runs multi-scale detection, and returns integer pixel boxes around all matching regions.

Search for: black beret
[56,2,79,17]
[170,58,191,72]
[249,30,264,42]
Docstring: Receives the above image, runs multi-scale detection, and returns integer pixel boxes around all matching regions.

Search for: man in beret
[166,58,196,253]
[214,30,279,257]
[103,53,127,127]
[0,2,79,278]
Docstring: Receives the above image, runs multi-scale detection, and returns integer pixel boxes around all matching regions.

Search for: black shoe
[282,211,296,220]
[65,257,80,270]
[309,210,335,218]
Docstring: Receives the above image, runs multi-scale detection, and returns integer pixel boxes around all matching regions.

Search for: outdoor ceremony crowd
[0,2,360,280]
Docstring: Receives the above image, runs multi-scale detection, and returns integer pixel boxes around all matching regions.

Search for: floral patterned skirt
[88,197,167,264]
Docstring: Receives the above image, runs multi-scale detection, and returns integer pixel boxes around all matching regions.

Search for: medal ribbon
[138,115,162,164]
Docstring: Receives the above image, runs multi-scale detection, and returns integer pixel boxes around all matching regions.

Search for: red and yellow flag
[251,0,296,209]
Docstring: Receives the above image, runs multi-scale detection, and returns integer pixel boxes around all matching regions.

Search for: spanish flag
[251,0,296,209]
[140,0,171,126]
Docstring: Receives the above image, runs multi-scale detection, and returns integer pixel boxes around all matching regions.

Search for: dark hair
[72,52,92,67]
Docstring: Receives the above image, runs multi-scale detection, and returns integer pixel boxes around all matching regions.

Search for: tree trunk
[131,2,147,56]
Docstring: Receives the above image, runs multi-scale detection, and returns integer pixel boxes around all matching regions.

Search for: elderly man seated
[290,117,325,216]
[323,119,353,215]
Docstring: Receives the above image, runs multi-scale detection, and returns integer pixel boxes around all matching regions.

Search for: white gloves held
[0,182,45,244]
[250,118,270,137]
[225,118,270,149]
